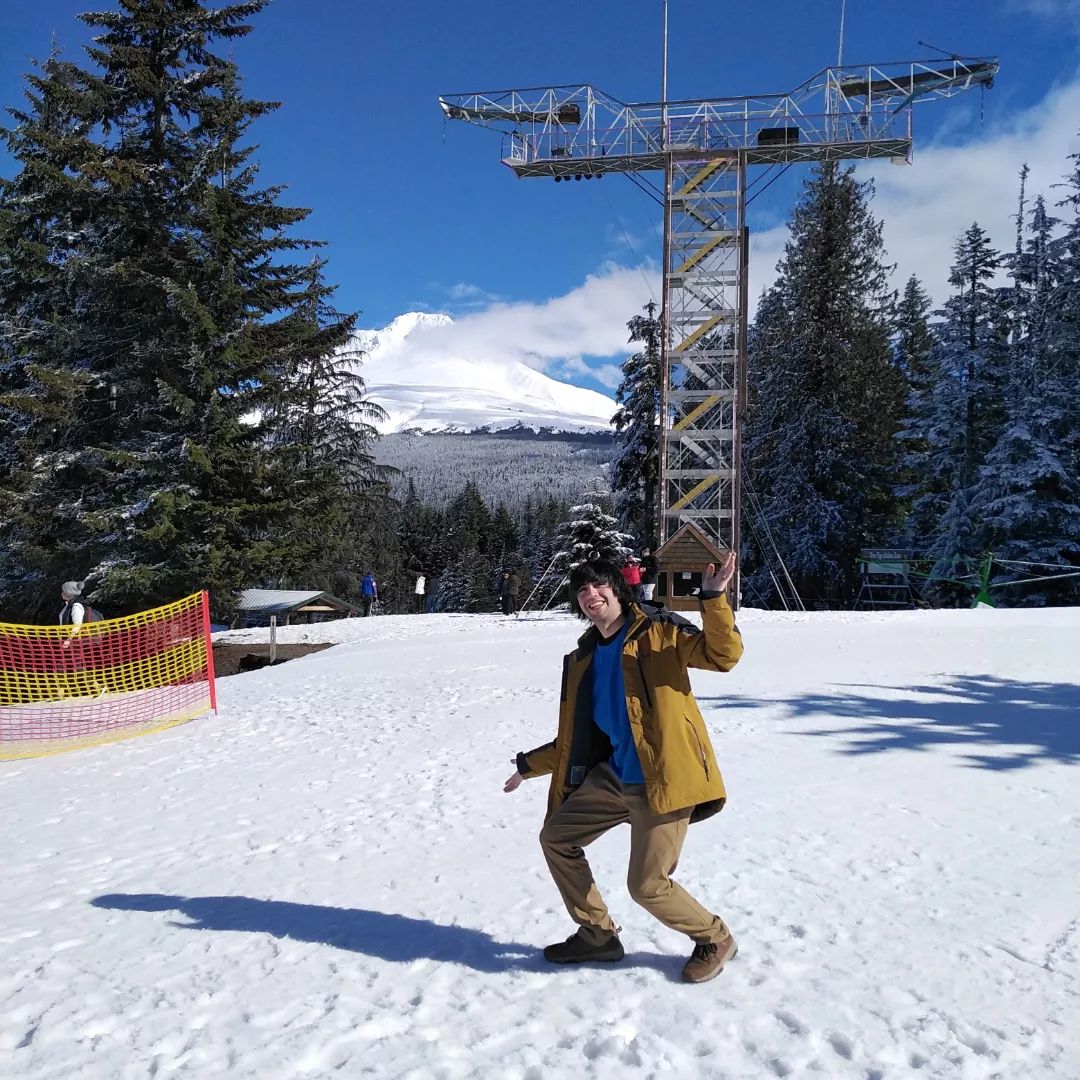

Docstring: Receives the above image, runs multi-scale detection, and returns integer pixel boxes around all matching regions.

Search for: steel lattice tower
[439,58,997,567]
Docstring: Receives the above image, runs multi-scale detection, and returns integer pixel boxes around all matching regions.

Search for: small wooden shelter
[233,589,357,628]
[653,523,730,612]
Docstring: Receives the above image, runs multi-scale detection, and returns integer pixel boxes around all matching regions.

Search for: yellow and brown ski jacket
[517,594,743,823]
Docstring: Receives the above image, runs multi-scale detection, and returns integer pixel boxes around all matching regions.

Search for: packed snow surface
[3,606,1079,1079]
[350,312,617,434]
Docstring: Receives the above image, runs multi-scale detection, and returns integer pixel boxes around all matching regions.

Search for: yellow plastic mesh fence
[0,591,217,760]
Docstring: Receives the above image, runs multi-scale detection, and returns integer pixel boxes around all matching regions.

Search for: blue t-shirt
[590,623,645,784]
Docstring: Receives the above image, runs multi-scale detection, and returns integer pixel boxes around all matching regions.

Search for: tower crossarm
[438,57,998,177]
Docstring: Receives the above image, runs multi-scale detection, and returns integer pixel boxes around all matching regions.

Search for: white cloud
[1009,0,1080,18]
[409,261,658,372]
[428,281,507,314]
[443,281,501,303]
[749,73,1080,312]
[555,356,625,390]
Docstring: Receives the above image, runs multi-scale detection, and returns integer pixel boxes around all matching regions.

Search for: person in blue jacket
[360,572,378,617]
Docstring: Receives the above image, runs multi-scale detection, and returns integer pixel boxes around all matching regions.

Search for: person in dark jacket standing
[499,570,520,615]
[639,548,659,602]
[504,553,742,983]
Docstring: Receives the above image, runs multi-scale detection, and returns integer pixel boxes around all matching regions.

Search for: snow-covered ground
[3,606,1079,1079]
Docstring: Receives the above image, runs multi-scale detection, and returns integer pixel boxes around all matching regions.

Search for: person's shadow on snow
[90,894,679,976]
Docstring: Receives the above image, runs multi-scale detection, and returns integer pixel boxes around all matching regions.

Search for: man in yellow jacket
[504,552,743,984]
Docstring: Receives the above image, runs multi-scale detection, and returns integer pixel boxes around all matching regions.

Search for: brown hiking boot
[543,931,625,964]
[681,936,738,983]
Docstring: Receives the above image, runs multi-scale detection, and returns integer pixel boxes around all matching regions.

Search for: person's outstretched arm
[674,553,743,672]
[503,740,557,792]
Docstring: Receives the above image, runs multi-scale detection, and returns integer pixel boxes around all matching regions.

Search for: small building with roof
[233,589,357,628]
[654,522,730,612]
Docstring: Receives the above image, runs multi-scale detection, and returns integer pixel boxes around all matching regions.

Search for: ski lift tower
[439,55,997,564]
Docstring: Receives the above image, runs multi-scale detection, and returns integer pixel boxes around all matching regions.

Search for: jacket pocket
[635,655,653,710]
[685,717,710,780]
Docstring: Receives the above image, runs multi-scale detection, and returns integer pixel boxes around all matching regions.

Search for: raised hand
[702,550,737,593]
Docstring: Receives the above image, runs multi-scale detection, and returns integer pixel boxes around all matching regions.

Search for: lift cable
[598,182,659,304]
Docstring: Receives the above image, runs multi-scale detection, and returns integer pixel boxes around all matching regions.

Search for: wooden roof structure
[235,590,357,617]
[654,521,728,563]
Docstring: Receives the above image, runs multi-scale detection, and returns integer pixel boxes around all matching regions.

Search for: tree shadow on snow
[698,674,1080,771]
[89,894,681,976]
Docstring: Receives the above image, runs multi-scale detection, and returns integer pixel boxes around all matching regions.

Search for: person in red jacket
[620,558,642,590]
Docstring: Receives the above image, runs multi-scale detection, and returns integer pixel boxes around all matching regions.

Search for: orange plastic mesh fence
[0,591,216,760]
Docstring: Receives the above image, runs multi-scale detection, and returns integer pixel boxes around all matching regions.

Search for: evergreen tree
[397,476,447,580]
[445,481,492,559]
[892,275,937,546]
[518,493,565,607]
[611,300,661,545]
[0,51,99,614]
[743,163,905,606]
[490,500,521,570]
[894,275,936,384]
[904,224,1010,597]
[261,256,388,589]
[1047,140,1080,524]
[972,180,1080,604]
[433,544,495,613]
[435,549,474,613]
[550,493,635,598]
[0,1,386,621]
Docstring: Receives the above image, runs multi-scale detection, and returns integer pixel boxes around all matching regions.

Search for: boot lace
[691,942,719,962]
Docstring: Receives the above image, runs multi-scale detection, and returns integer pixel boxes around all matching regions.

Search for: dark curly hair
[567,559,637,621]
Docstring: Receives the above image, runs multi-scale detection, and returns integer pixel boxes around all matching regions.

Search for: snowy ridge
[349,312,617,434]
[4,606,1080,1077]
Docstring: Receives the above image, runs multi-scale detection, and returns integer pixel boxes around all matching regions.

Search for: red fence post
[201,590,218,713]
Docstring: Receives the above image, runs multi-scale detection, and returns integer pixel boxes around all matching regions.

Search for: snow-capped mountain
[349,312,617,434]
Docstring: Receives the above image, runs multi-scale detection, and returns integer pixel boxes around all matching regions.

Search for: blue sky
[2,0,1080,396]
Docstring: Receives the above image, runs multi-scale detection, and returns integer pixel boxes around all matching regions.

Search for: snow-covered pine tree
[550,490,635,593]
[418,482,494,612]
[490,501,521,572]
[905,224,1010,599]
[971,180,1080,604]
[0,2,392,621]
[431,545,495,613]
[743,163,904,606]
[1046,141,1080,534]
[519,494,565,604]
[1,0,354,619]
[395,476,447,584]
[891,275,938,547]
[433,549,472,613]
[445,481,493,558]
[894,276,936,384]
[260,256,389,592]
[0,51,100,617]
[611,301,661,546]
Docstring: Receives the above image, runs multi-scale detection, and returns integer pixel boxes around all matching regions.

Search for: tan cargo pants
[539,762,730,946]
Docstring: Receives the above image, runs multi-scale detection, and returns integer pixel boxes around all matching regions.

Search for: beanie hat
[61,580,85,599]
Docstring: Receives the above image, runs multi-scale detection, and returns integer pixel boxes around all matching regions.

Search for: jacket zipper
[686,718,710,779]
